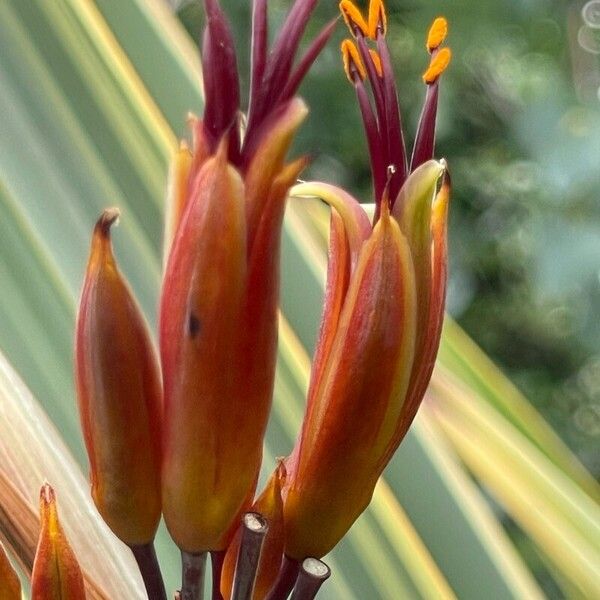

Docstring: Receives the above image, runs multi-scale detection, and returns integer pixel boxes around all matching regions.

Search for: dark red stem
[130,542,167,600]
[265,555,301,600]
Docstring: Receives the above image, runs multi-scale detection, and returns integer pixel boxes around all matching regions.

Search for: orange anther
[422,47,452,84]
[339,1,370,38]
[369,49,383,77]
[341,39,367,83]
[368,0,387,39]
[426,17,448,52]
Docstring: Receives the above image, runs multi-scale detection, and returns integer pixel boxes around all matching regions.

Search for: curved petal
[290,181,371,271]
[160,141,248,552]
[163,141,193,265]
[383,168,450,464]
[244,98,308,248]
[392,159,445,355]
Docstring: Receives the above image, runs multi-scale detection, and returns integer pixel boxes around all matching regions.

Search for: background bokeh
[171,0,600,479]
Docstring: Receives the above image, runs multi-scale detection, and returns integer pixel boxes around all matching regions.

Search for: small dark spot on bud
[188,313,201,338]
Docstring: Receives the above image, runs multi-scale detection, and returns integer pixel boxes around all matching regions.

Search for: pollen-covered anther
[339,0,370,38]
[426,17,448,52]
[368,49,383,77]
[341,39,367,84]
[422,47,452,84]
[368,0,387,39]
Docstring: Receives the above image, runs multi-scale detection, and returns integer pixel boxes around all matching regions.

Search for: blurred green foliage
[175,0,600,482]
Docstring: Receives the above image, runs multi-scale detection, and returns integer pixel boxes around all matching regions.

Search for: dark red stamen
[410,82,439,171]
[356,36,386,143]
[246,0,319,133]
[354,79,387,207]
[249,0,268,116]
[375,34,407,201]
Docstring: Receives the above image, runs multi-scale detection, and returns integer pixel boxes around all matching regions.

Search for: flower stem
[265,555,300,600]
[210,550,226,600]
[289,558,331,600]
[231,512,268,600]
[129,542,167,600]
[181,550,207,600]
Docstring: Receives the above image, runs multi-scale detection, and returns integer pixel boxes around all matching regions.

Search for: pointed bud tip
[40,482,55,506]
[95,207,121,238]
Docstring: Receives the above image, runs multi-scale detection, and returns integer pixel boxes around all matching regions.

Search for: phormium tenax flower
[159,0,335,558]
[266,0,452,575]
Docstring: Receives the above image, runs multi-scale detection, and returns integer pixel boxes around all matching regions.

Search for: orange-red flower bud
[220,463,286,600]
[31,484,86,599]
[283,162,449,559]
[75,210,162,546]
[160,100,308,553]
[0,542,20,600]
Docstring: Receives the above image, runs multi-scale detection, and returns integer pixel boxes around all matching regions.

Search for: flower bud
[160,101,307,554]
[75,209,162,545]
[31,484,85,599]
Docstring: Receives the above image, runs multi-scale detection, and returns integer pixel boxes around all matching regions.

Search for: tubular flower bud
[285,164,449,559]
[280,1,452,560]
[75,209,162,546]
[31,485,86,600]
[220,463,286,599]
[0,542,20,600]
[160,0,330,553]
